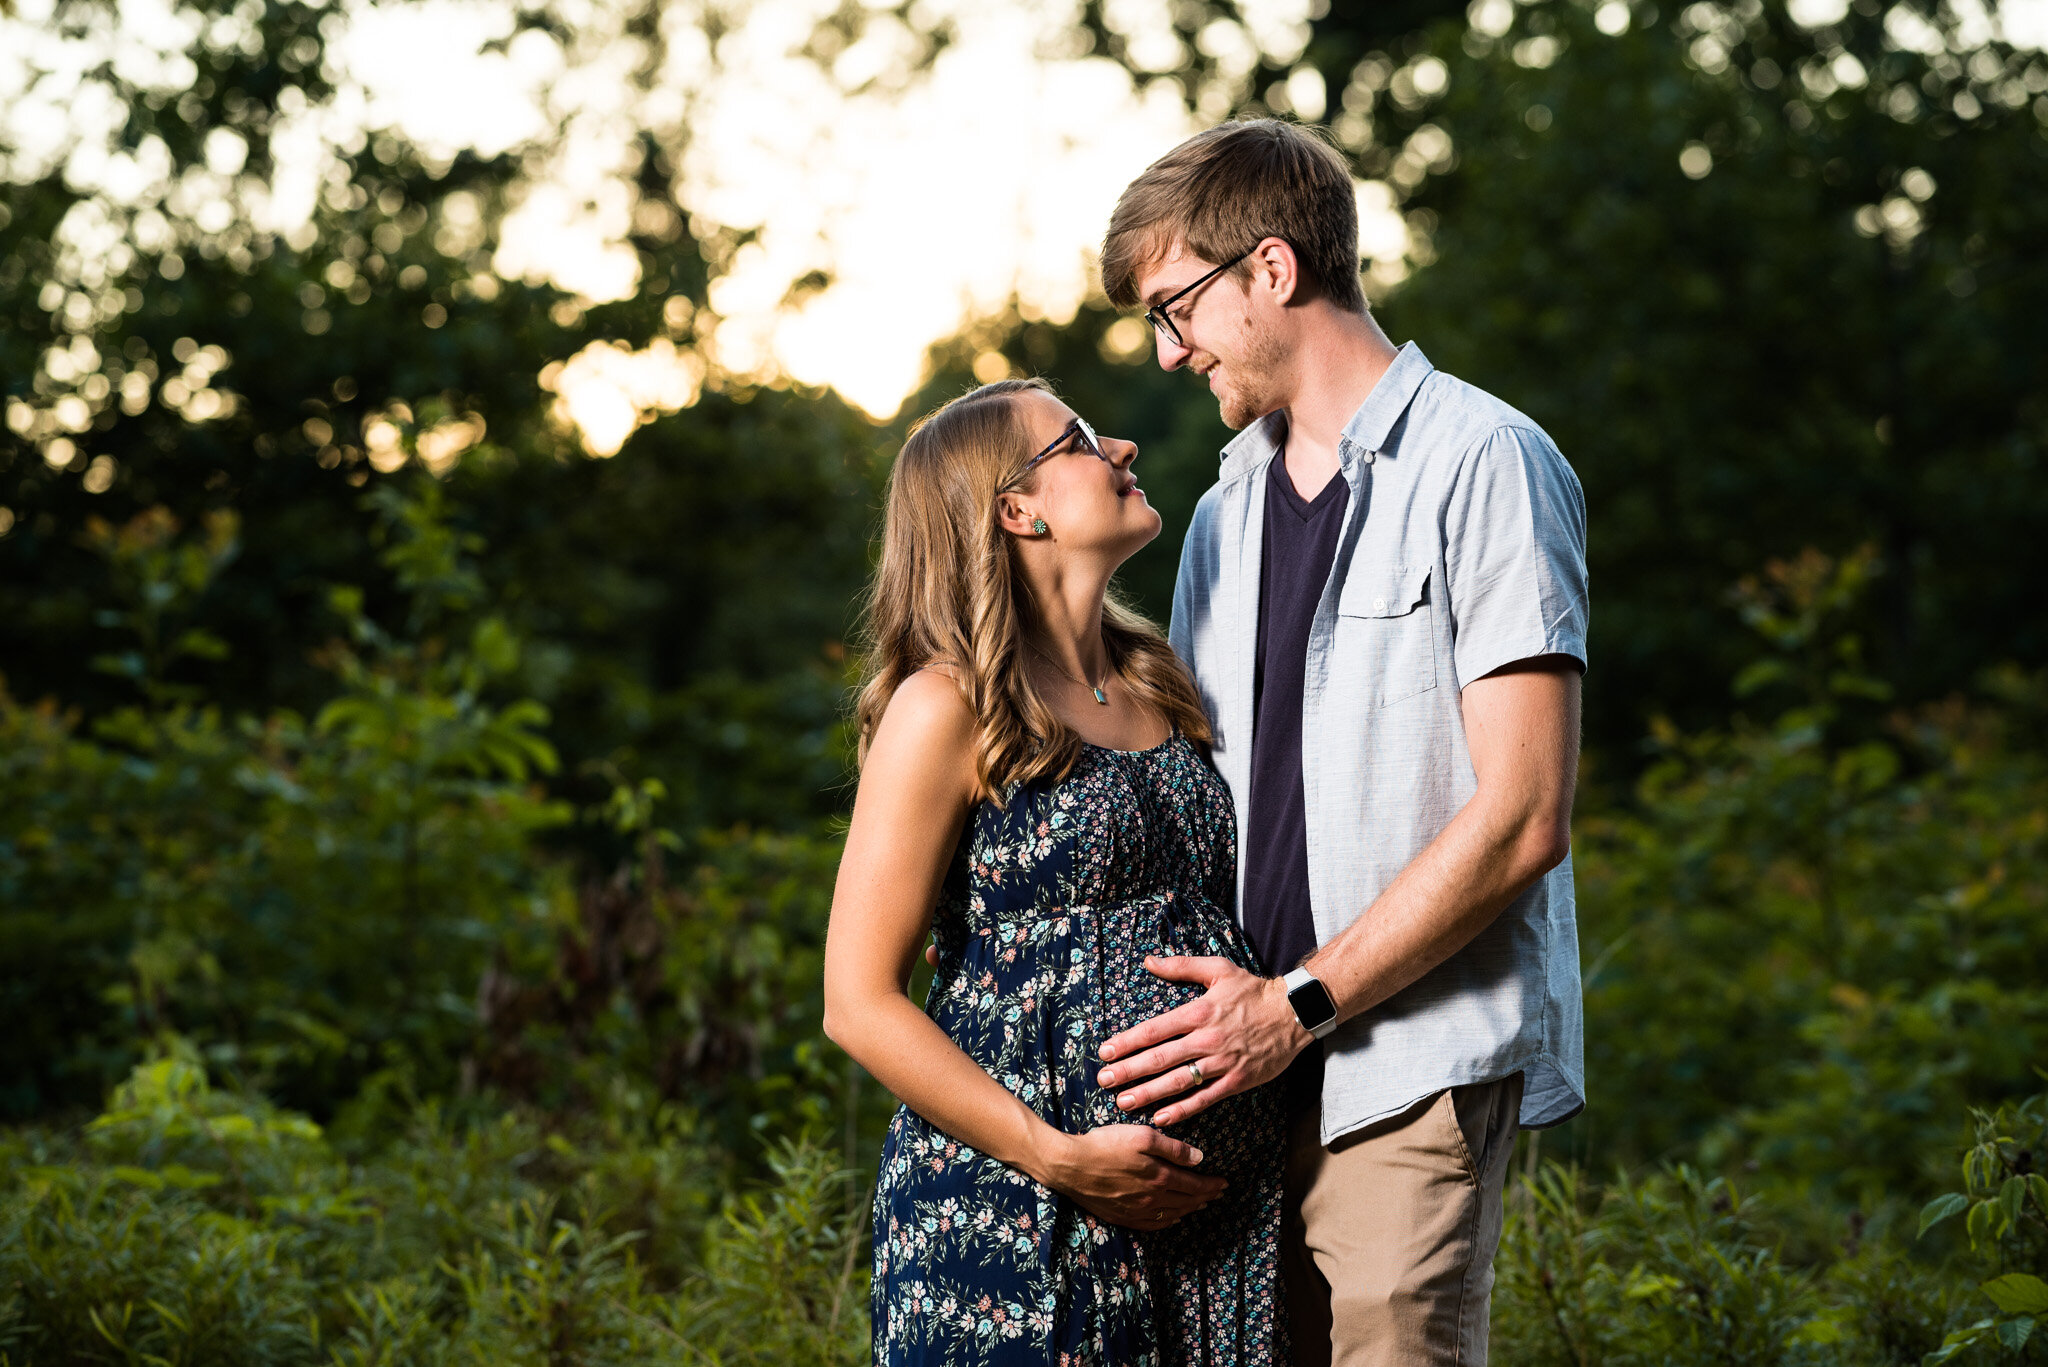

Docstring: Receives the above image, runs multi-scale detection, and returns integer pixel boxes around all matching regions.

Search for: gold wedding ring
[1185,1060,1204,1087]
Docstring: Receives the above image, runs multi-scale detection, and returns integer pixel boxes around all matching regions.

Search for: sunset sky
[5,0,2045,438]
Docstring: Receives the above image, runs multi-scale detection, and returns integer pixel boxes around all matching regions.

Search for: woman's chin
[1120,506,1164,555]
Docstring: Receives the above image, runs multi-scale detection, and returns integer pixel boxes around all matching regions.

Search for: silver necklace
[1031,644,1111,705]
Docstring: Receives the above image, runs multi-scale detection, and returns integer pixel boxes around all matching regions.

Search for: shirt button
[1373,597,1387,611]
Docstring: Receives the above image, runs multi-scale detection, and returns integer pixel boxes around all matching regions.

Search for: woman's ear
[994,491,1041,538]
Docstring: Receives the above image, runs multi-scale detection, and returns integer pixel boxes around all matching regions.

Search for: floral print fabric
[871,734,1288,1366]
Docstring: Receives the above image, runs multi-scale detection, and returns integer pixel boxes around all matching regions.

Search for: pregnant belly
[927,889,1277,1195]
[1084,892,1277,1192]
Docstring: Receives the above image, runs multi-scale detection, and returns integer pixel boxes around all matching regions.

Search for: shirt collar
[1218,409,1287,482]
[1216,341,1435,481]
[1340,341,1433,457]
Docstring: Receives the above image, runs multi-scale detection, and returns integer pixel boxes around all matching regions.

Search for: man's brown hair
[1101,118,1365,315]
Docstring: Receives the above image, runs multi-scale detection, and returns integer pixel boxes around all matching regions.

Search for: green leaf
[1919,1192,1968,1238]
[155,1163,225,1190]
[1827,669,1893,701]
[1625,1271,1682,1300]
[2002,1175,2029,1228]
[172,627,230,661]
[469,614,519,675]
[1997,1318,2035,1353]
[1981,1274,2048,1316]
[1731,658,1789,697]
[1967,1198,2000,1249]
[1789,1312,1848,1344]
[1926,1319,1997,1365]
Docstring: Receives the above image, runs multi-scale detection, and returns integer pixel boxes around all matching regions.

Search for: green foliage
[0,493,572,1117]
[0,1056,868,1365]
[80,505,241,705]
[439,393,881,835]
[470,818,887,1167]
[1572,549,2048,1198]
[1494,1165,1845,1366]
[676,1140,871,1366]
[1916,1088,2048,1362]
[1492,1151,2008,1366]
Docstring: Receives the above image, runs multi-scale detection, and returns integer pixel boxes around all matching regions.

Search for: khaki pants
[1281,1069,1524,1367]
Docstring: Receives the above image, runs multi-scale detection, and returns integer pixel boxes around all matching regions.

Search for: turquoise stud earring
[1032,518,1049,536]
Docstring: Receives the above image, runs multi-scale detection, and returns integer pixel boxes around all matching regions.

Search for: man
[1092,119,1588,1366]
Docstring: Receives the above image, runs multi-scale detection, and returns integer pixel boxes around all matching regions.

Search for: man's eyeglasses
[1143,246,1256,348]
[1014,416,1110,482]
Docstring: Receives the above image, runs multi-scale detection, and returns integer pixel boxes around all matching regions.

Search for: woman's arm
[823,669,1224,1229]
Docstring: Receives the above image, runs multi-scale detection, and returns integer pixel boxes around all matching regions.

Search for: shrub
[0,1056,869,1365]
[1572,551,2048,1199]
[1494,1164,1839,1367]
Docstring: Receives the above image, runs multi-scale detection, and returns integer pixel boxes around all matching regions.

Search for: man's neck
[1276,309,1400,499]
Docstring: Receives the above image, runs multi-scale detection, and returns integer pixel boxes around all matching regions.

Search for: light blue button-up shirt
[1168,343,1589,1142]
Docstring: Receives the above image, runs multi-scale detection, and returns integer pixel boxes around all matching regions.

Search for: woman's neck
[1024,561,1112,680]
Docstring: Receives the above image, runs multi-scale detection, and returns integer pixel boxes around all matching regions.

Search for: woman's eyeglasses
[1016,417,1110,480]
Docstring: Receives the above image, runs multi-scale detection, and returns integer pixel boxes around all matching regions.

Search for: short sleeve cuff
[1456,628,1587,688]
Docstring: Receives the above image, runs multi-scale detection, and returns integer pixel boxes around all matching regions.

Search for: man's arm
[1095,658,1580,1125]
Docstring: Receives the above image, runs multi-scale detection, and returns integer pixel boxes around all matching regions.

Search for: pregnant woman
[823,378,1287,1366]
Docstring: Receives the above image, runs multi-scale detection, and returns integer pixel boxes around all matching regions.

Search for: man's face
[1131,240,1288,431]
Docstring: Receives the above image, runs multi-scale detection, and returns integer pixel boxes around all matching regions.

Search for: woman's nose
[1108,436,1138,467]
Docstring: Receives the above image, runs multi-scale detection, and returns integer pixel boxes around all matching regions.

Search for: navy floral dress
[870,734,1288,1367]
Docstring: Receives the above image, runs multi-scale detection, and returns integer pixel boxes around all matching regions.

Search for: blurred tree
[0,0,887,835]
[447,391,882,834]
[1294,0,2048,752]
[0,492,575,1117]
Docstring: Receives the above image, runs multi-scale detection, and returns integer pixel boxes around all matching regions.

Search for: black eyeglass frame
[1143,245,1257,348]
[1011,416,1110,484]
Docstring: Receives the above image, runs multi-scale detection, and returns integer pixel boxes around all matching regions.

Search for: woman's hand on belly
[1036,1124,1226,1231]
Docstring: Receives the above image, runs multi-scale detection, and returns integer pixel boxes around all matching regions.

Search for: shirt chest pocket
[1334,563,1438,709]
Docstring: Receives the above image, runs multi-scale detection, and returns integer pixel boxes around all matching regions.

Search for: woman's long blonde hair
[855,379,1213,801]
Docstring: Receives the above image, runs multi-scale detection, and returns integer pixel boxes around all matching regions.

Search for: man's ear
[994,490,1039,538]
[1249,236,1302,308]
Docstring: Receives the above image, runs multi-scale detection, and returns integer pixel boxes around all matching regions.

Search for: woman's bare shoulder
[867,666,977,769]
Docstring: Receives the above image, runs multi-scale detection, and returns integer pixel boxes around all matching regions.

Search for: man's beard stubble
[1210,303,1289,431]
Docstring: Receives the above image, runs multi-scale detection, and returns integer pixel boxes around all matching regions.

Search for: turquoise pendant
[1092,687,1108,705]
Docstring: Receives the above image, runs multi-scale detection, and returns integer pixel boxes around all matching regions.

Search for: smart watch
[1282,967,1339,1041]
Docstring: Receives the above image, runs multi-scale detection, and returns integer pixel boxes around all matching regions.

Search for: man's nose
[1154,329,1191,371]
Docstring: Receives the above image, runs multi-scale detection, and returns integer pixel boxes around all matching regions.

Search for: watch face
[1288,977,1338,1030]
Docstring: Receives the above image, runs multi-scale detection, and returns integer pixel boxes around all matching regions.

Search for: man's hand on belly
[1094,958,1310,1126]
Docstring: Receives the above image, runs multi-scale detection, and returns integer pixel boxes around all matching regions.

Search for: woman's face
[1009,389,1160,563]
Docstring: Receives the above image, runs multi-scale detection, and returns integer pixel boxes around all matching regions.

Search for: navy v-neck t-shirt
[1243,455,1348,979]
